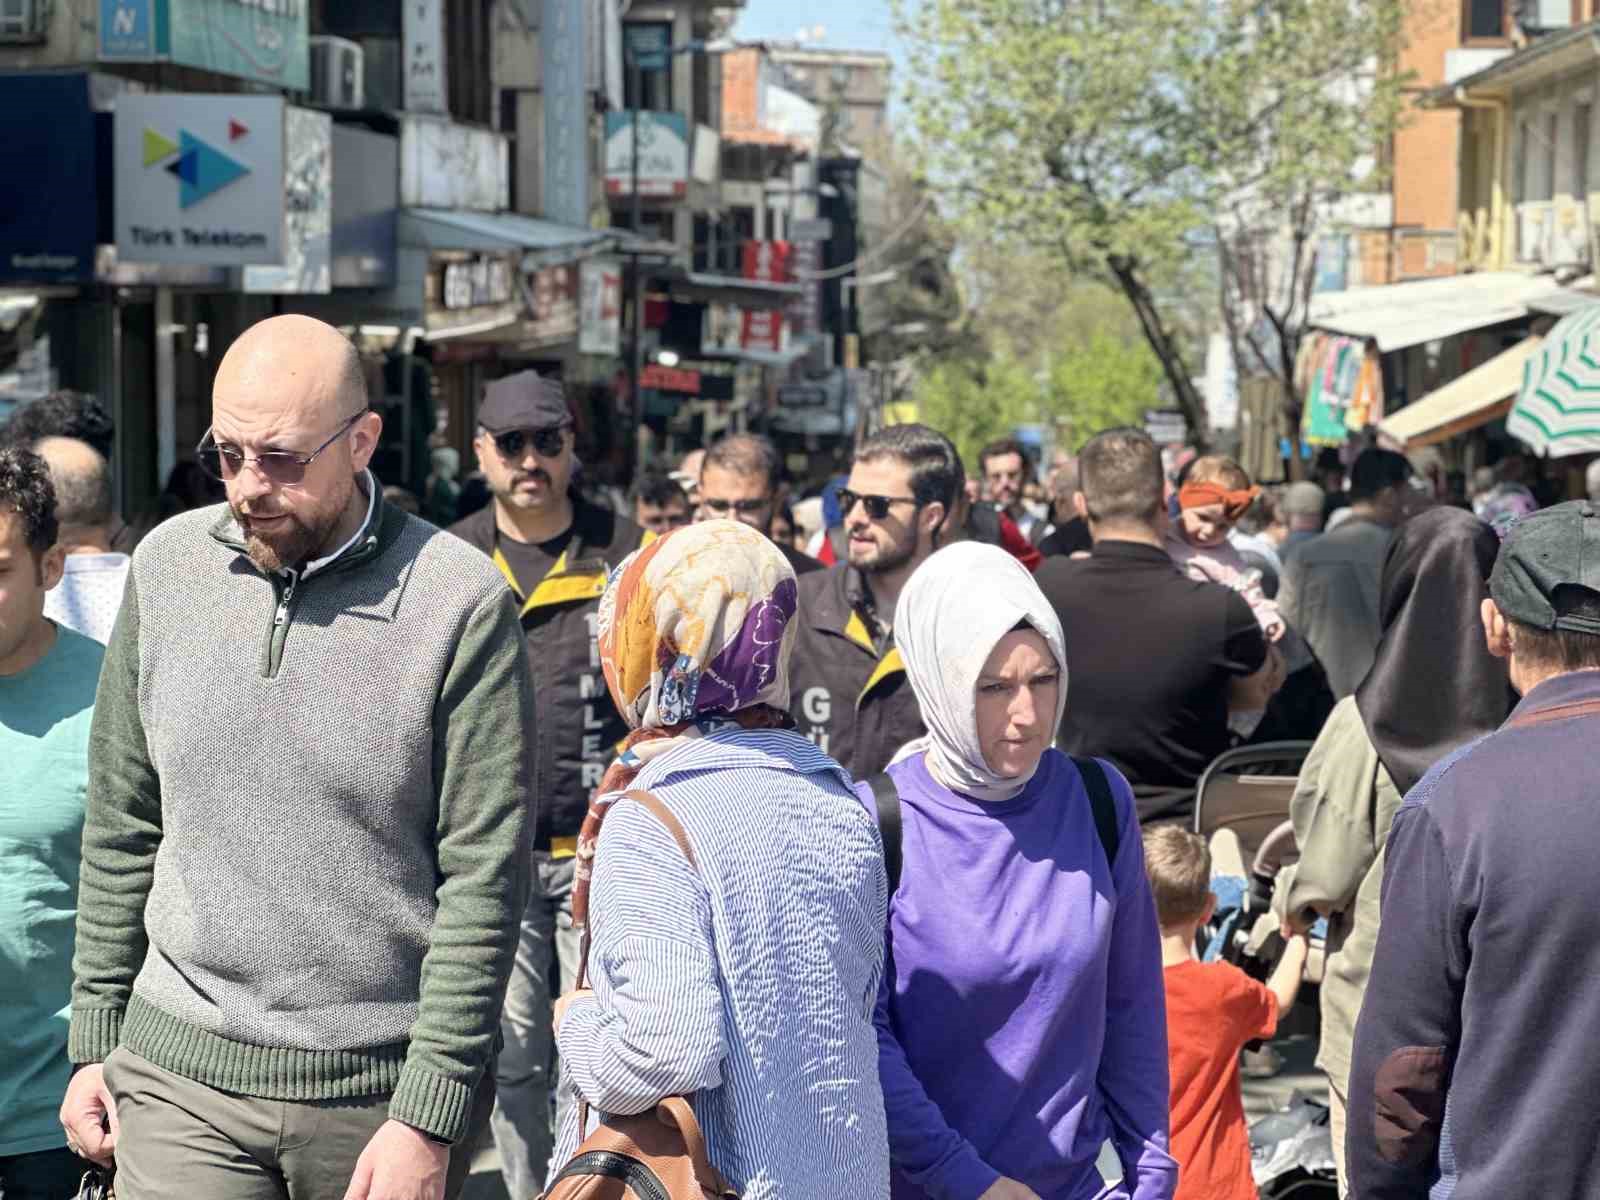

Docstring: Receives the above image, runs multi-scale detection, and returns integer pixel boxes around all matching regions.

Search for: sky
[732,0,904,69]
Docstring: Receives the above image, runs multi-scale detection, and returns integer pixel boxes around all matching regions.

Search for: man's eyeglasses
[701,497,772,516]
[838,488,920,521]
[489,427,567,461]
[197,410,367,485]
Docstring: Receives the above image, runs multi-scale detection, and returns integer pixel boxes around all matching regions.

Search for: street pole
[628,55,644,459]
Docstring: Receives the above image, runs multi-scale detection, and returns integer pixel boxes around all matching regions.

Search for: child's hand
[1265,619,1286,643]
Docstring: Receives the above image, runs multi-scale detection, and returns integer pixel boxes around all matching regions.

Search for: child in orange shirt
[1145,827,1308,1200]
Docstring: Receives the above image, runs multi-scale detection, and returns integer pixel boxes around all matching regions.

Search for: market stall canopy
[400,208,612,269]
[1378,336,1542,449]
[1509,303,1600,457]
[1308,272,1572,353]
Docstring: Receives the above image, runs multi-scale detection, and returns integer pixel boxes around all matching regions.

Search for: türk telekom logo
[142,117,252,209]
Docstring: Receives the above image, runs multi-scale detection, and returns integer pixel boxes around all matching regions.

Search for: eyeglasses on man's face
[838,488,921,521]
[700,497,772,517]
[489,427,567,461]
[198,409,367,486]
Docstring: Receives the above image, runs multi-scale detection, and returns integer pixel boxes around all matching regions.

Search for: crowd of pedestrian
[5,312,1600,1200]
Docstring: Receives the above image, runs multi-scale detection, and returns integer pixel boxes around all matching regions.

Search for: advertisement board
[604,111,689,198]
[115,94,286,267]
[520,263,580,345]
[541,0,589,226]
[100,0,309,91]
[243,106,331,293]
[403,0,448,114]
[579,259,622,356]
[0,75,102,283]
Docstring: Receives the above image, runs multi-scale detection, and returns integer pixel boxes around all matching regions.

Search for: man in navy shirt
[1349,500,1600,1199]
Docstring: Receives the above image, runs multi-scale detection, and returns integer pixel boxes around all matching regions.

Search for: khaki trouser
[103,1046,493,1200]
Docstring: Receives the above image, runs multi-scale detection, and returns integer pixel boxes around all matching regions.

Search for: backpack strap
[1070,756,1122,869]
[866,773,903,896]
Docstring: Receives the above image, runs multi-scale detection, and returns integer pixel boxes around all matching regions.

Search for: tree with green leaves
[900,0,1413,447]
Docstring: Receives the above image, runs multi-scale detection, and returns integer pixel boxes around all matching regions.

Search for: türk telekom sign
[115,94,285,266]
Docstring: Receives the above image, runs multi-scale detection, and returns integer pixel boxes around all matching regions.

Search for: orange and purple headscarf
[574,520,799,931]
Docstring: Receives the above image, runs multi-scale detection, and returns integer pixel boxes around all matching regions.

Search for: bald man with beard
[58,316,534,1200]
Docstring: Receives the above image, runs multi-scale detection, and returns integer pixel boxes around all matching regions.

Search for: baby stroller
[1194,743,1339,1198]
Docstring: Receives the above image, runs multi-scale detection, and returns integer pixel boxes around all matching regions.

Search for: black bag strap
[867,773,903,895]
[868,758,1121,893]
[1071,755,1121,868]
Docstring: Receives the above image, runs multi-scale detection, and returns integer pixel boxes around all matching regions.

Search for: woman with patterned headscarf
[550,520,890,1198]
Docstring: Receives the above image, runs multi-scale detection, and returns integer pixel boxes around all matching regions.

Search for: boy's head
[1176,455,1257,549]
[1144,825,1215,932]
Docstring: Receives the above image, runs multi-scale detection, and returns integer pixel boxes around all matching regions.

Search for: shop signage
[642,356,736,401]
[787,239,819,339]
[642,363,701,393]
[790,218,832,242]
[604,111,690,198]
[701,301,786,356]
[404,0,448,114]
[0,75,102,284]
[541,0,589,226]
[579,259,623,356]
[520,262,580,344]
[440,255,515,310]
[115,94,286,267]
[243,106,331,294]
[100,0,309,91]
[742,239,794,283]
[1143,407,1188,446]
[741,309,785,353]
[400,116,509,212]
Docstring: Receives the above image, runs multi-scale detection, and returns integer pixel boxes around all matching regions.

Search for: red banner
[741,239,794,283]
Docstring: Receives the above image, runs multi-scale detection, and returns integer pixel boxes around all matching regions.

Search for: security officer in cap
[448,370,649,1200]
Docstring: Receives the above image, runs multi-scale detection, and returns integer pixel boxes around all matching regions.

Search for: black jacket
[449,498,649,849]
[787,564,925,778]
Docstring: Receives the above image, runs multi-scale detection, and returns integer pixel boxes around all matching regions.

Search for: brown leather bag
[541,791,740,1200]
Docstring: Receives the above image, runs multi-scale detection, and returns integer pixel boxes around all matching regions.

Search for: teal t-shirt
[0,624,103,1155]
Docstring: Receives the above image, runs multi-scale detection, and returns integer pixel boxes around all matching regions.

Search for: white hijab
[893,542,1069,803]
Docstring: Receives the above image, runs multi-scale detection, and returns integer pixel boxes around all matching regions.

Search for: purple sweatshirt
[862,750,1176,1200]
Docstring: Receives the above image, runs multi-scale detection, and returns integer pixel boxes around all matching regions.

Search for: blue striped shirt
[553,728,891,1199]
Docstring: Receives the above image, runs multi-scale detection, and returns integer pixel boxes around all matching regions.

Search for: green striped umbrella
[1511,303,1600,457]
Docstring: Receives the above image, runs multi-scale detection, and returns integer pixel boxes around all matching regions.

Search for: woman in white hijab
[866,542,1176,1200]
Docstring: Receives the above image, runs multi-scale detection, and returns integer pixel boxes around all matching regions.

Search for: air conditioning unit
[0,0,49,43]
[310,36,365,110]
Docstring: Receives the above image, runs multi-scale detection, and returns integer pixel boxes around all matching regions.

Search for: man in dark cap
[447,371,649,1200]
[1348,500,1600,1200]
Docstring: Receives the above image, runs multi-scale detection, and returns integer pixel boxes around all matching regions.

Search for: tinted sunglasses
[701,497,771,516]
[197,410,366,486]
[491,427,567,460]
[837,488,920,520]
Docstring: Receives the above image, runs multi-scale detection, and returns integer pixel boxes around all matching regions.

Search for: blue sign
[99,0,156,59]
[0,75,101,283]
[169,131,252,209]
[98,0,307,90]
[542,0,590,227]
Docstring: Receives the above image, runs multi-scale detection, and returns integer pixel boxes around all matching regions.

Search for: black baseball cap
[1490,500,1600,634]
[477,371,571,434]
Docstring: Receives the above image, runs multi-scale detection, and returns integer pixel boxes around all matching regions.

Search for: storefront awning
[1378,335,1543,448]
[1308,272,1557,352]
[400,208,611,269]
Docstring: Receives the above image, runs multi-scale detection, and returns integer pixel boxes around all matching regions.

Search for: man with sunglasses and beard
[787,424,963,777]
[59,316,534,1200]
[447,370,650,1200]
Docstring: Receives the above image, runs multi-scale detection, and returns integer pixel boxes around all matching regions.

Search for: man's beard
[234,498,344,573]
[850,530,917,577]
[493,467,556,510]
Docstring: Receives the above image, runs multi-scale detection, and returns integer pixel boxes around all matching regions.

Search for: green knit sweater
[68,494,534,1142]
